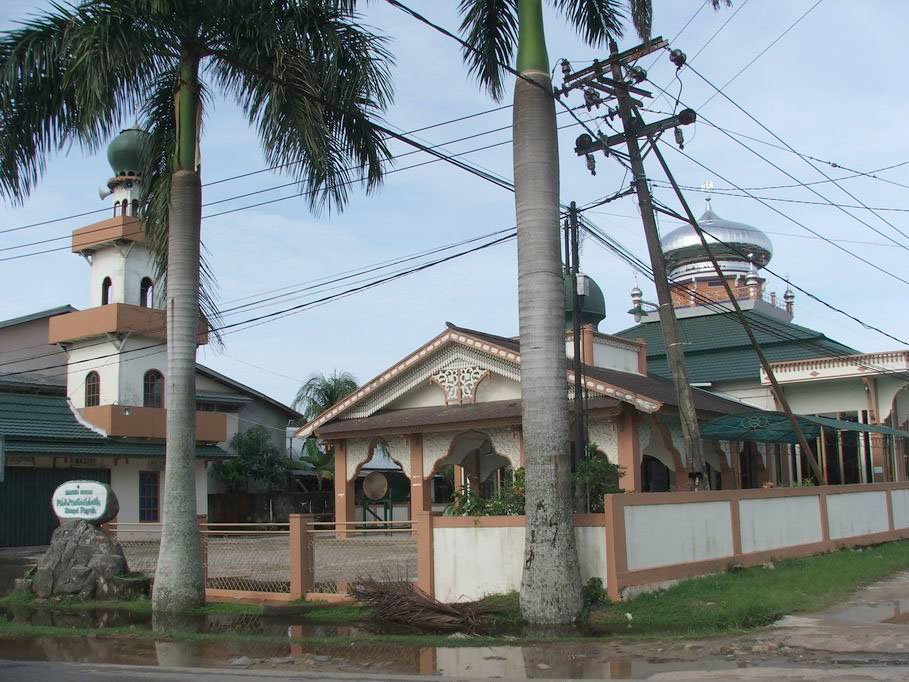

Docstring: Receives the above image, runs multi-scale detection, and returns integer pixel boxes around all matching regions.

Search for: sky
[1,1,908,410]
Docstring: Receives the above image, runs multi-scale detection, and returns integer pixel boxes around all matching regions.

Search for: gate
[0,467,111,547]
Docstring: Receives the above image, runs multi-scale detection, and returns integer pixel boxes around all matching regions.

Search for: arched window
[139,277,154,308]
[84,371,100,408]
[101,277,112,305]
[143,370,164,408]
[131,199,140,217]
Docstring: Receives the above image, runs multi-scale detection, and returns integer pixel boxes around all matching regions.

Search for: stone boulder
[32,520,145,600]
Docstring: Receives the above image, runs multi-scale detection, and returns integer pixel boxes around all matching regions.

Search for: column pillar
[332,439,355,539]
[869,433,888,483]
[616,409,641,492]
[289,513,314,599]
[409,433,431,520]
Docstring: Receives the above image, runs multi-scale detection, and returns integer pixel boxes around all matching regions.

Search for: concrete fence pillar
[289,513,314,599]
[415,511,434,597]
[196,514,208,585]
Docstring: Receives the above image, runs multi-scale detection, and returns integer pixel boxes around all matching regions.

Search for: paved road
[4,660,909,681]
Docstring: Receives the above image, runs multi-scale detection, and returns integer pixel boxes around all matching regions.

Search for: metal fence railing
[202,523,290,594]
[105,523,162,576]
[309,521,417,594]
[106,517,419,599]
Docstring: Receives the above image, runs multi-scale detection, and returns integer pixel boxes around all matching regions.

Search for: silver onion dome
[660,201,773,281]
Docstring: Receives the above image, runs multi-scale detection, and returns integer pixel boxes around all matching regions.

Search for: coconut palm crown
[293,369,359,421]
[0,0,392,614]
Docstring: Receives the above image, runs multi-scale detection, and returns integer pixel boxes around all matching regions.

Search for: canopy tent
[700,411,909,444]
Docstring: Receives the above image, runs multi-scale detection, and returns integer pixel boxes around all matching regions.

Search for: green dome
[564,272,606,330]
[107,128,149,176]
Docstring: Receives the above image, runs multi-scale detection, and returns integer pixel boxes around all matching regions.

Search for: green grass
[4,540,909,643]
[588,540,909,638]
[0,591,153,614]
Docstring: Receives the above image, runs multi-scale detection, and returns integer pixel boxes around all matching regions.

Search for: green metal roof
[613,310,857,384]
[0,393,230,459]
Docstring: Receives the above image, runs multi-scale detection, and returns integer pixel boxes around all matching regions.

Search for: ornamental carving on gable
[431,366,489,405]
[588,418,619,463]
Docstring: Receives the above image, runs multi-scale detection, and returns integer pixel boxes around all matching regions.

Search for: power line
[650,181,909,214]
[681,64,909,246]
[698,0,826,109]
[0,230,516,380]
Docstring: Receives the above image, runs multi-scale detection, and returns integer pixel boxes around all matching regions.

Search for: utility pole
[562,39,705,487]
[608,41,706,487]
[648,140,824,483]
[568,202,587,485]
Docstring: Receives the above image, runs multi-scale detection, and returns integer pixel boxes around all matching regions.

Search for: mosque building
[0,130,299,547]
[615,199,909,486]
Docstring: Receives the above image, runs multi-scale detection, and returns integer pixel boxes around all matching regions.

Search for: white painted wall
[110,457,208,524]
[714,381,776,411]
[592,342,640,374]
[118,336,168,407]
[475,373,521,403]
[826,491,889,539]
[89,243,157,307]
[67,339,122,408]
[625,501,733,571]
[387,382,445,410]
[782,380,871,417]
[739,496,823,554]
[433,524,607,602]
[891,489,909,530]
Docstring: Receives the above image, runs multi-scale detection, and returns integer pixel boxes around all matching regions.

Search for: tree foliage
[293,370,358,422]
[213,426,293,492]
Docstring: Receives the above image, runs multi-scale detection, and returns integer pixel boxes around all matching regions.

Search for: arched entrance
[432,430,512,504]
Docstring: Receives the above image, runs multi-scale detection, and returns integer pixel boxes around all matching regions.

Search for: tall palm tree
[293,369,359,421]
[0,1,391,614]
[456,0,728,623]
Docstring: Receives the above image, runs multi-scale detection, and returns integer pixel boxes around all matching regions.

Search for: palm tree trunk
[514,0,582,624]
[152,57,205,615]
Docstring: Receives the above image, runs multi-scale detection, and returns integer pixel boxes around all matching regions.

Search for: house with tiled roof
[613,200,909,487]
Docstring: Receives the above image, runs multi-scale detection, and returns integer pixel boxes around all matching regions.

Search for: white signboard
[52,480,110,521]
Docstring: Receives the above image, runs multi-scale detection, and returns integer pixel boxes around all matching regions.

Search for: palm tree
[293,370,359,421]
[299,438,335,490]
[455,0,728,623]
[0,1,391,614]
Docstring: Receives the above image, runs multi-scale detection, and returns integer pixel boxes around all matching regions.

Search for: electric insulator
[583,88,601,111]
[674,127,685,150]
[561,59,572,79]
[586,153,597,176]
[670,49,687,68]
[628,66,647,83]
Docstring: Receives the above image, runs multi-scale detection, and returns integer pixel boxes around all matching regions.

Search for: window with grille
[139,471,160,522]
[143,370,164,408]
[84,371,100,407]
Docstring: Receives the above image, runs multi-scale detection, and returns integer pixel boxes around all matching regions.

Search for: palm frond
[294,370,358,420]
[626,0,651,40]
[551,0,625,46]
[206,0,393,214]
[0,0,168,202]
[457,0,518,102]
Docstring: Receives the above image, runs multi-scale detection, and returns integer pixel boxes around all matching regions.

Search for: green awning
[806,415,909,439]
[700,411,909,444]
[700,412,820,444]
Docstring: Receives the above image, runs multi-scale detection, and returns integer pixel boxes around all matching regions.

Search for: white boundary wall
[432,522,607,602]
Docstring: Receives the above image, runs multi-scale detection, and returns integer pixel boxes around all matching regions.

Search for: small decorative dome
[564,271,606,330]
[660,200,773,281]
[107,128,149,177]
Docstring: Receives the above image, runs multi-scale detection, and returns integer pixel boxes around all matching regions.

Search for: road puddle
[830,600,909,626]
[0,634,749,678]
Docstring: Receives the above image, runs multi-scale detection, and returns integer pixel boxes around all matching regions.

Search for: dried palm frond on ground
[349,577,512,632]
